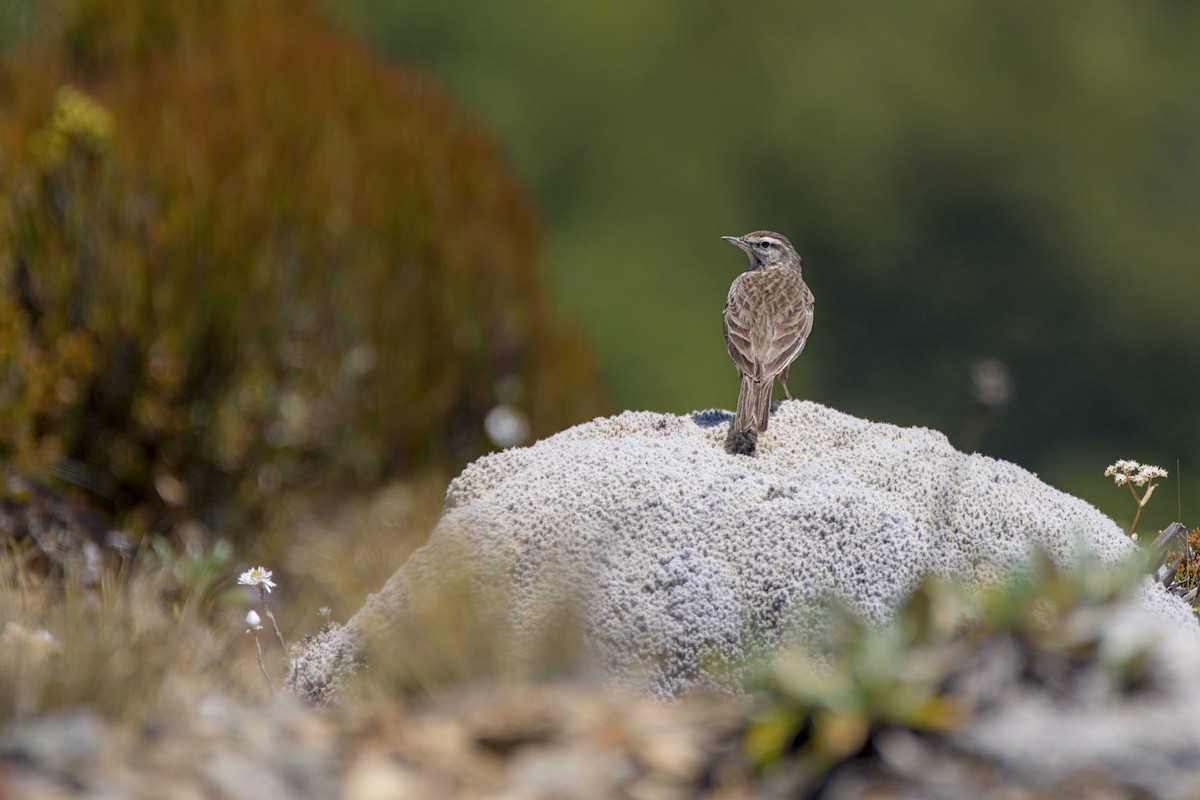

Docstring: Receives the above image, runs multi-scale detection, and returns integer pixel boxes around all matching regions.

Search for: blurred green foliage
[746,549,1158,784]
[328,0,1200,526]
[0,0,603,540]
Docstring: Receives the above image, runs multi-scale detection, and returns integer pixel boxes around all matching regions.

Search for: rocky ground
[6,677,1196,799]
[0,685,751,800]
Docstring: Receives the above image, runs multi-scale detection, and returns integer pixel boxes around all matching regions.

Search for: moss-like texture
[297,401,1194,700]
[0,0,604,538]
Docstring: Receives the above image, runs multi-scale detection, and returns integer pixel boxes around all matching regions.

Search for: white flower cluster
[1104,459,1168,487]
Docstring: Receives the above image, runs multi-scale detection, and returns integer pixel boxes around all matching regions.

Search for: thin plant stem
[252,631,276,699]
[1126,483,1145,536]
[1128,506,1147,537]
[259,586,287,652]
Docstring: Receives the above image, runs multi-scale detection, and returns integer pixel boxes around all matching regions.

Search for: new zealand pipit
[722,231,814,451]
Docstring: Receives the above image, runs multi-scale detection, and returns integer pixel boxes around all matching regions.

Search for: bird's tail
[734,376,773,433]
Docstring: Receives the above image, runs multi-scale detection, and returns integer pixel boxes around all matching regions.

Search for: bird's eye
[757,240,773,249]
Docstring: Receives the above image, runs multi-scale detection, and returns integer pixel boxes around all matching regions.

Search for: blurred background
[1,0,1197,550]
[327,0,1200,528]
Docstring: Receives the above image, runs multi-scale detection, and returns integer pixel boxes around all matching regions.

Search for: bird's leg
[780,367,793,400]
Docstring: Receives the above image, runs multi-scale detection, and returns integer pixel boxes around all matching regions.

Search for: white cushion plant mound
[317,401,1196,698]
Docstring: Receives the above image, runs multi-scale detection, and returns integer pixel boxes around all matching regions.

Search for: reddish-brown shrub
[0,0,604,539]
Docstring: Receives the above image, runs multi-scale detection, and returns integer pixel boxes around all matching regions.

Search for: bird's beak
[722,235,752,255]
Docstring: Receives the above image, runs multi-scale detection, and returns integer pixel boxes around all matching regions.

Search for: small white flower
[245,610,263,631]
[1105,459,1165,486]
[1127,463,1167,487]
[1104,459,1136,476]
[1137,464,1168,481]
[238,566,276,593]
[1130,533,1139,542]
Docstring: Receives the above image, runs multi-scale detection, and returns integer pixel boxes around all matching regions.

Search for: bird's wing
[723,278,759,379]
[725,272,814,381]
[760,282,814,377]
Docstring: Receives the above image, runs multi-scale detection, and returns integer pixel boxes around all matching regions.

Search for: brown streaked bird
[722,230,814,439]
